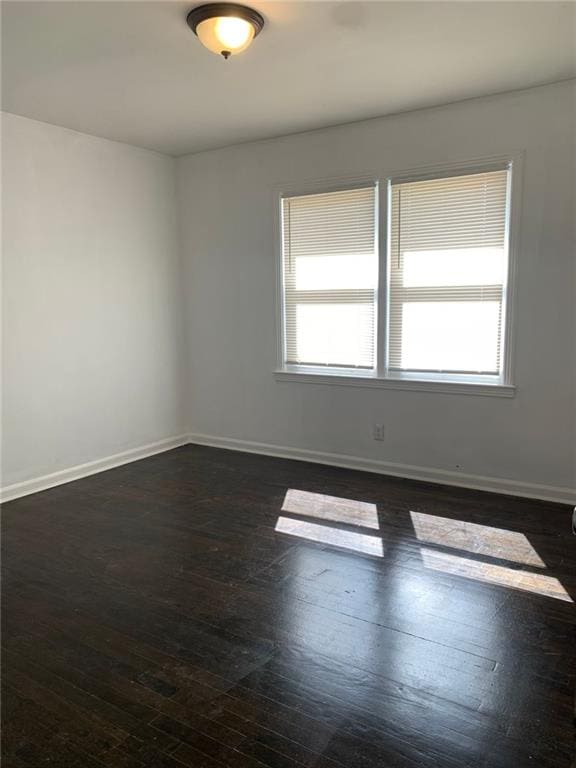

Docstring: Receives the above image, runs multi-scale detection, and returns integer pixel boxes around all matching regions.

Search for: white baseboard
[0,435,189,504]
[188,432,575,505]
[2,431,573,506]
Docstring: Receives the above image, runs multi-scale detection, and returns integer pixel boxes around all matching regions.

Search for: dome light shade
[196,16,254,56]
[187,3,264,59]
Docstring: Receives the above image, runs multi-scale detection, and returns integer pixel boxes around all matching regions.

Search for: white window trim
[273,153,523,398]
[273,368,515,397]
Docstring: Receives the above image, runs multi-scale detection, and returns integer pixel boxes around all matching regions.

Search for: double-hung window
[281,186,378,371]
[278,162,514,394]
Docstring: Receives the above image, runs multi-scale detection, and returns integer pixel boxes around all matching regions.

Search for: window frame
[274,154,522,398]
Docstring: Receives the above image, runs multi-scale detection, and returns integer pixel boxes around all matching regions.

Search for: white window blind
[388,168,510,376]
[282,186,377,369]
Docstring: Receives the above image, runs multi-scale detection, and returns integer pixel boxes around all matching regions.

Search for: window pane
[283,186,377,369]
[388,168,510,376]
[295,252,377,291]
[294,303,375,368]
[399,301,501,373]
[402,247,505,288]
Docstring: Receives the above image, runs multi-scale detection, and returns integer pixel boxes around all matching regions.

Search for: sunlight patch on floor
[275,516,384,557]
[282,489,379,529]
[274,492,570,602]
[410,510,545,567]
[420,548,572,602]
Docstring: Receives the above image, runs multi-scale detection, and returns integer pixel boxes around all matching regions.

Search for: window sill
[274,369,516,397]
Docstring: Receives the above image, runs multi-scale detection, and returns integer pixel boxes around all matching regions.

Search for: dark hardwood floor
[2,444,575,768]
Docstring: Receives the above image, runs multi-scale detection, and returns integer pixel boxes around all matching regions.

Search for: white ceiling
[2,1,575,156]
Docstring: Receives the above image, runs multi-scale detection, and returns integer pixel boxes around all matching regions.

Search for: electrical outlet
[373,424,385,441]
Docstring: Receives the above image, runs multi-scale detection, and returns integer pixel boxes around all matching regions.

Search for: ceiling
[2,1,575,156]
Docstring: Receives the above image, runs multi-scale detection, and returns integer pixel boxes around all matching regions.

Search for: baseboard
[188,432,575,506]
[3,431,573,506]
[0,435,190,504]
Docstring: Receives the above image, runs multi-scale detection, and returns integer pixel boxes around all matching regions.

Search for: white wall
[2,113,186,488]
[177,81,576,500]
[3,83,574,502]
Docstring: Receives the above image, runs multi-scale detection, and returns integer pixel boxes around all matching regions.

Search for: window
[281,186,378,370]
[388,168,509,377]
[278,161,515,395]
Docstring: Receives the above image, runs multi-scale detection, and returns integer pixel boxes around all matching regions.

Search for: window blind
[282,186,377,369]
[388,168,510,375]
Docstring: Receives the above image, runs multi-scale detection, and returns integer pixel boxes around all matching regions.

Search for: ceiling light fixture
[187,3,264,59]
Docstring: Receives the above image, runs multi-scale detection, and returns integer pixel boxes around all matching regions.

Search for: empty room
[1,1,575,766]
